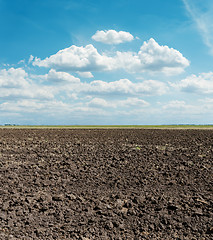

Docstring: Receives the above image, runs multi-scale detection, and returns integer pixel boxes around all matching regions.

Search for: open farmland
[0,129,212,239]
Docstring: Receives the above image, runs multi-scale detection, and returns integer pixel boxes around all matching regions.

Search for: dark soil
[0,129,212,239]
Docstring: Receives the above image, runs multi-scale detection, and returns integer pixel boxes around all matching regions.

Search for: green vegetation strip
[1,125,213,129]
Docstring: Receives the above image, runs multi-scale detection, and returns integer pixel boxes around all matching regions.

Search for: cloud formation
[118,97,149,107]
[170,72,213,94]
[87,97,149,109]
[79,79,168,96]
[45,69,80,83]
[138,38,190,74]
[163,100,187,110]
[0,68,54,100]
[92,30,134,44]
[88,98,113,108]
[0,99,69,113]
[115,38,189,75]
[160,99,211,120]
[33,44,116,72]
[0,68,29,88]
[76,71,94,78]
[33,38,189,75]
[0,66,168,109]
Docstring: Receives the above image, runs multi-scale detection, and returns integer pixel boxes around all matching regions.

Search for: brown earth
[0,129,212,240]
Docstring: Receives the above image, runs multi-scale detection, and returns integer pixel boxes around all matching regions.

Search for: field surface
[0,129,212,239]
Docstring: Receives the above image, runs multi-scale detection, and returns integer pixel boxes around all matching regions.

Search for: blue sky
[0,0,213,125]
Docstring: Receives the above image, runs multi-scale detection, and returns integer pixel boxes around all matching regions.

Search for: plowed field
[0,129,212,239]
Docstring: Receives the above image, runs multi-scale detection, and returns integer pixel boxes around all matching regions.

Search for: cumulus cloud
[170,72,213,94]
[87,97,149,109]
[0,68,29,88]
[115,51,141,72]
[76,71,94,78]
[43,76,167,98]
[45,69,80,83]
[88,98,113,108]
[0,68,54,100]
[78,79,168,96]
[33,44,116,72]
[137,38,190,75]
[119,38,190,75]
[92,30,134,44]
[119,97,149,107]
[32,69,168,98]
[33,39,189,76]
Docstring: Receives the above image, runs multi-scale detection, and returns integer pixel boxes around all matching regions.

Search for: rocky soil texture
[0,129,213,239]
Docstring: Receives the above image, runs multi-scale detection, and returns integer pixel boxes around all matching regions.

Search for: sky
[0,0,213,125]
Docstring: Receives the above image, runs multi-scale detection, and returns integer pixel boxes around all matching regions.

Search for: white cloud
[35,69,168,97]
[45,69,80,83]
[87,97,149,109]
[31,70,168,100]
[137,38,190,75]
[0,88,53,100]
[0,68,29,88]
[160,99,213,121]
[161,100,203,120]
[76,71,94,78]
[115,51,141,72]
[0,68,54,100]
[162,100,187,110]
[183,0,213,54]
[0,100,69,113]
[116,38,189,75]
[0,98,111,122]
[33,39,189,76]
[33,44,116,72]
[170,72,213,94]
[119,97,149,107]
[92,30,134,44]
[88,97,113,108]
[79,79,168,96]
[28,55,34,63]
